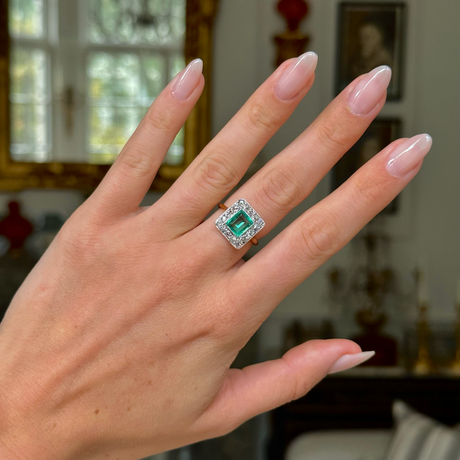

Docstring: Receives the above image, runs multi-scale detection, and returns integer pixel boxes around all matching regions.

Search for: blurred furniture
[385,400,460,460]
[267,374,460,460]
[329,229,398,367]
[0,0,219,191]
[285,430,392,460]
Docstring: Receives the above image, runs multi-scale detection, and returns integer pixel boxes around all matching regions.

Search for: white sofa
[285,430,393,460]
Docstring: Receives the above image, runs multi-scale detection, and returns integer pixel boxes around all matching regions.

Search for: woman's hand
[0,54,431,460]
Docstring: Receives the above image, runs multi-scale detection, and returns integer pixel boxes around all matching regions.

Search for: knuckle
[203,289,243,342]
[260,167,301,211]
[247,101,279,133]
[353,175,385,204]
[119,147,156,178]
[144,106,176,136]
[297,212,338,262]
[316,118,350,151]
[206,305,237,341]
[58,220,102,262]
[196,154,239,193]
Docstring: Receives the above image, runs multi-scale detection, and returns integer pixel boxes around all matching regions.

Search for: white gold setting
[215,199,265,249]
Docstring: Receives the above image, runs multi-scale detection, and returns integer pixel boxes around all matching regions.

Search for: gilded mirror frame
[0,0,218,191]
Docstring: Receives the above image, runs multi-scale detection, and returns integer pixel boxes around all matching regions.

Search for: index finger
[152,53,318,235]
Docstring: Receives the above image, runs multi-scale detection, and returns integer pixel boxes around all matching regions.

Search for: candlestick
[412,302,433,375]
[417,269,429,306]
[456,279,460,306]
[449,289,460,375]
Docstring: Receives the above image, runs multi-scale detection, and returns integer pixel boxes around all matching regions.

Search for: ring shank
[218,203,259,246]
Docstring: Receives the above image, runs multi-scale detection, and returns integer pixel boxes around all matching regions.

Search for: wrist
[0,367,75,460]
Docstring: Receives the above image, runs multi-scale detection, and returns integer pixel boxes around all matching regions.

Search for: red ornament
[0,201,33,251]
[277,0,309,32]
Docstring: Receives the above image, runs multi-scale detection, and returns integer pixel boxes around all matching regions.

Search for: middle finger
[151,52,319,235]
[195,65,392,262]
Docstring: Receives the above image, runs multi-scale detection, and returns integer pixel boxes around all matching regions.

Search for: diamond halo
[215,199,265,249]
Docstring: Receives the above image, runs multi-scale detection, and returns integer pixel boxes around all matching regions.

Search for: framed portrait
[332,119,401,214]
[336,2,406,100]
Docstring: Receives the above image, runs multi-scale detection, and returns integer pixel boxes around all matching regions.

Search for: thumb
[195,339,373,437]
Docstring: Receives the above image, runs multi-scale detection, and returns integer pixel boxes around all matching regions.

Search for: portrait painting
[332,119,401,214]
[336,3,406,100]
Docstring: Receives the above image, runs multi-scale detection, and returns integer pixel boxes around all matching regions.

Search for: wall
[2,0,460,353]
[211,0,460,353]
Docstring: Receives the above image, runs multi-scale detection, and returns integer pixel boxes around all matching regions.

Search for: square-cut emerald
[226,210,253,237]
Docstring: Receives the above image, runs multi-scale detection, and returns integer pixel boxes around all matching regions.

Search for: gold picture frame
[0,0,218,191]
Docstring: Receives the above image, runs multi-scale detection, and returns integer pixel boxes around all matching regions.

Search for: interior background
[1,0,459,354]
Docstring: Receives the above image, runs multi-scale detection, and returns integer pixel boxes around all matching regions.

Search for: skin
[0,59,422,460]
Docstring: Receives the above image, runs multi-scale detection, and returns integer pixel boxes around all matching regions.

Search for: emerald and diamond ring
[215,199,265,249]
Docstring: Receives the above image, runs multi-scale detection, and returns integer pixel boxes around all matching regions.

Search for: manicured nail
[348,65,392,115]
[274,52,318,101]
[172,58,203,102]
[386,134,433,178]
[328,351,375,375]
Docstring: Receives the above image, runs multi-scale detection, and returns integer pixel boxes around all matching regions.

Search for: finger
[90,59,205,219]
[237,134,432,314]
[193,340,365,435]
[193,66,391,261]
[151,53,318,235]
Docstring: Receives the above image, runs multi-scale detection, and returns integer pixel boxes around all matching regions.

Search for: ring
[215,199,265,249]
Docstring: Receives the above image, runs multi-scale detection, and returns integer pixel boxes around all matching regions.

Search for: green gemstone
[226,210,253,237]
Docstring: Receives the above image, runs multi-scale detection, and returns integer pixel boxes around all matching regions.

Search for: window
[8,0,186,165]
[9,0,52,162]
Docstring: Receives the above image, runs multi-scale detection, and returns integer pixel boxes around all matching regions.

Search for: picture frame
[336,2,406,100]
[331,118,401,214]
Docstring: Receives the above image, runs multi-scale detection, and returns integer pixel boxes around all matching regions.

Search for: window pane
[88,52,141,103]
[88,52,115,101]
[89,106,117,152]
[87,50,184,165]
[10,103,48,158]
[165,127,184,165]
[9,0,44,38]
[114,54,141,100]
[170,53,185,81]
[88,105,143,162]
[87,0,185,45]
[9,46,50,160]
[142,55,165,103]
[10,47,48,103]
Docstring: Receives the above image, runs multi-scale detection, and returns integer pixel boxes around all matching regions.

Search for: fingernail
[386,134,433,178]
[328,351,375,375]
[348,65,392,115]
[172,58,203,102]
[274,52,318,101]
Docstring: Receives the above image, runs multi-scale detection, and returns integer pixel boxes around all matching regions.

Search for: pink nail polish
[386,134,433,178]
[348,66,392,115]
[328,351,375,374]
[172,58,203,102]
[274,52,318,101]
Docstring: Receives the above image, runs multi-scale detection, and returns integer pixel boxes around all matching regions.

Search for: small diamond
[215,199,265,249]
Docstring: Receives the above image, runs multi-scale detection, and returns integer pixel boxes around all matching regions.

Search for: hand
[0,55,431,460]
